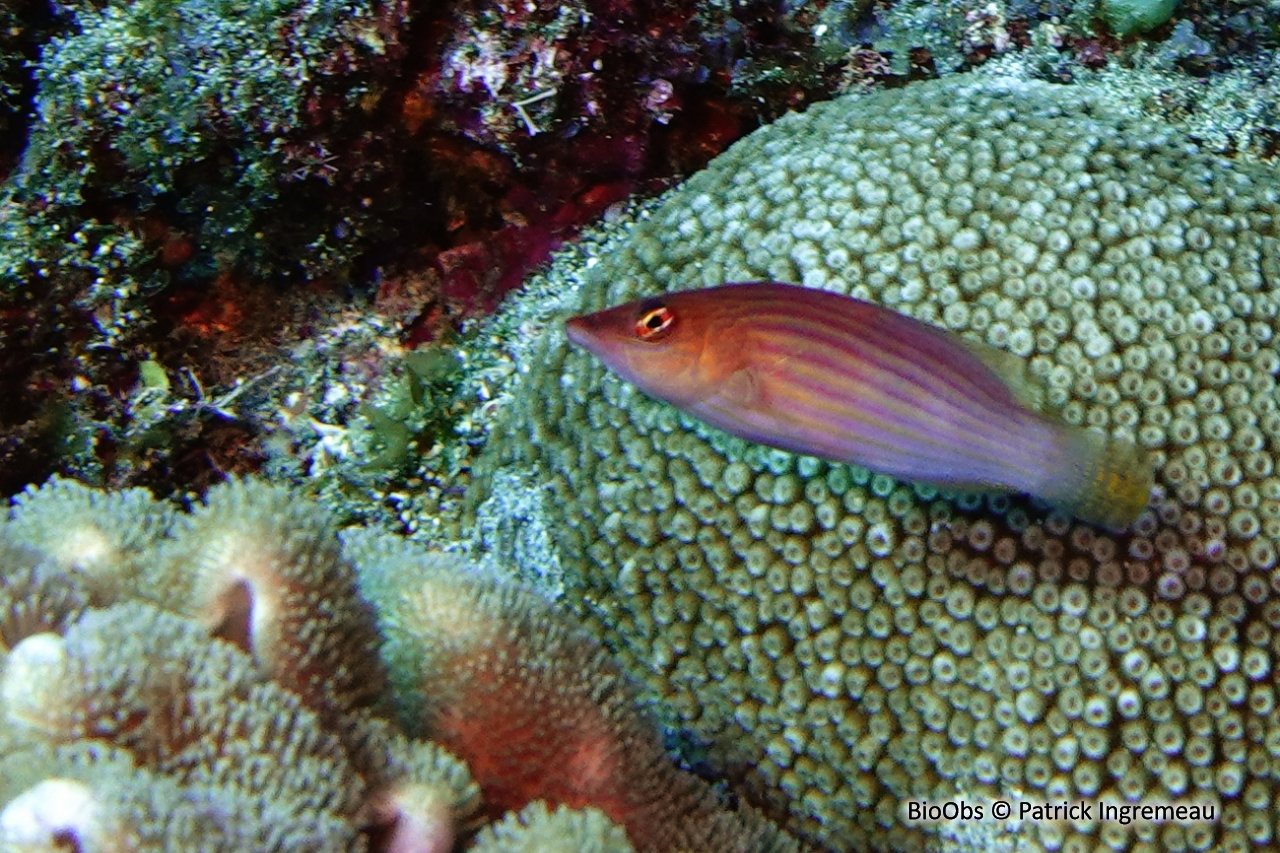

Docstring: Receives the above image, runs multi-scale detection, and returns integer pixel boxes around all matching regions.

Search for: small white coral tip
[0,779,99,846]
[371,784,455,853]
[1,633,67,729]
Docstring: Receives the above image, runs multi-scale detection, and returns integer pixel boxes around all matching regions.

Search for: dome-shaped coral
[466,73,1280,850]
[5,477,175,601]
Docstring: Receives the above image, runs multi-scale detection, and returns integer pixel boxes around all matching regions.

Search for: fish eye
[635,304,675,339]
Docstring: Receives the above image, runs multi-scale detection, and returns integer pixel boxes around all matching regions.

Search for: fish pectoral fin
[718,366,764,408]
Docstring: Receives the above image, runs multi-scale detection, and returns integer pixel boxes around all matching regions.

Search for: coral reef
[468,801,635,853]
[0,477,480,852]
[0,475,800,851]
[418,0,825,161]
[3,0,406,300]
[4,474,176,597]
[391,0,856,332]
[346,530,801,853]
[0,0,850,500]
[464,72,1280,850]
[3,602,368,850]
[0,0,408,497]
[4,0,1278,508]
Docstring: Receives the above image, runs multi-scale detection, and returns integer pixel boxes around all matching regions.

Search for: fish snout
[564,313,603,350]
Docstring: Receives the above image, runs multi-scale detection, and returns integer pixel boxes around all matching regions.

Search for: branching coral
[464,71,1280,851]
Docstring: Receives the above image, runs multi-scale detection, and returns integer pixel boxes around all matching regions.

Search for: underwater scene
[1,0,1279,851]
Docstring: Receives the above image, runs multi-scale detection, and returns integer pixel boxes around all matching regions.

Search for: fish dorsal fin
[957,337,1047,413]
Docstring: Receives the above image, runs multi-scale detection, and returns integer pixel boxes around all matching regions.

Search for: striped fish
[565,282,1153,530]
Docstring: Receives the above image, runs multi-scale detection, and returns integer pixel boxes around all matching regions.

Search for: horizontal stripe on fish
[745,315,1017,436]
[739,314,1046,472]
[565,282,1155,529]
[745,298,1020,415]
[756,322,1028,433]
[693,350,1068,492]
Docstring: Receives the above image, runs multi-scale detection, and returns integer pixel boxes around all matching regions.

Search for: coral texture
[155,478,388,725]
[1,476,799,851]
[466,73,1280,850]
[2,0,405,299]
[0,477,480,853]
[0,743,317,853]
[468,801,635,853]
[2,603,366,851]
[347,532,799,853]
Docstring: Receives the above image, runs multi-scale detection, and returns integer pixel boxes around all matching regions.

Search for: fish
[565,282,1153,530]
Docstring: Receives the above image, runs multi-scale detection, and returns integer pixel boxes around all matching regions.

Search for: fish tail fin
[1042,429,1155,531]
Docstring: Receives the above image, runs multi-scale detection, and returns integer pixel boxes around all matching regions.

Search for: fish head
[565,290,743,408]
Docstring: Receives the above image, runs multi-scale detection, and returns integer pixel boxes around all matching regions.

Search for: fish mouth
[564,315,595,349]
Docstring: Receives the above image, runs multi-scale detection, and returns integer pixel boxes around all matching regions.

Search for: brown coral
[0,478,482,853]
[347,535,798,853]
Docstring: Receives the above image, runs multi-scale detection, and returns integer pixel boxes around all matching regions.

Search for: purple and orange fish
[566,282,1153,530]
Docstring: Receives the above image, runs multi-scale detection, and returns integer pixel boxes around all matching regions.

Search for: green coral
[464,71,1280,851]
[469,802,635,853]
[0,742,319,853]
[1101,0,1181,37]
[0,0,393,341]
[0,476,481,852]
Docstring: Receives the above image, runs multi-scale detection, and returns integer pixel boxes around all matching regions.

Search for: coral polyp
[1,476,798,850]
[347,533,800,853]
[156,478,387,725]
[464,71,1280,850]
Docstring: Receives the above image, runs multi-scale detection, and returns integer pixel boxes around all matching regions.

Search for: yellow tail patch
[1058,435,1155,531]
